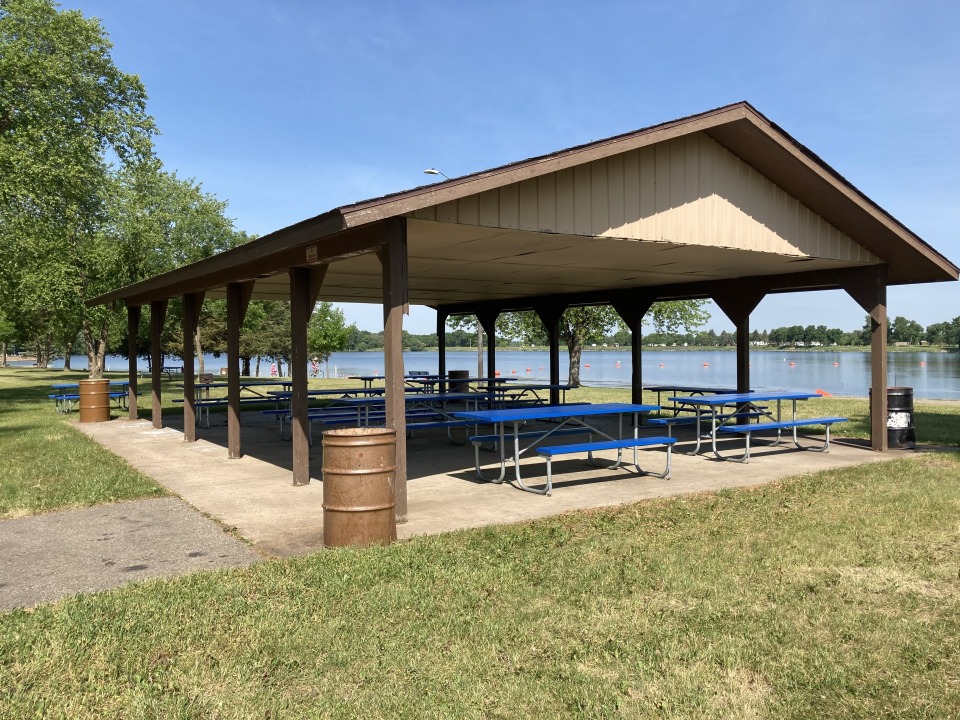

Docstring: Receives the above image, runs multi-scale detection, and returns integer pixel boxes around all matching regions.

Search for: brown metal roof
[89,101,957,308]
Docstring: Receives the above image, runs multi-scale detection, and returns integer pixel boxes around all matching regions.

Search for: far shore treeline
[342,315,960,353]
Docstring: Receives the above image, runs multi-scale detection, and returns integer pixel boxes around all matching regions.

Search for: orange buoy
[789,362,796,367]
[511,369,517,374]
[494,370,500,377]
[659,363,664,368]
[920,361,926,367]
[615,361,621,368]
[526,367,531,372]
[584,364,590,369]
[703,363,709,367]
[833,362,839,367]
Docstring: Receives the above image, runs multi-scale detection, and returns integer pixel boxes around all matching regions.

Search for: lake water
[24,349,960,399]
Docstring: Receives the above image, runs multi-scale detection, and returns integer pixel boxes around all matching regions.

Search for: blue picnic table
[667,390,846,461]
[453,403,673,495]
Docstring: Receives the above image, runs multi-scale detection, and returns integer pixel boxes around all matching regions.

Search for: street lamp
[423,168,451,180]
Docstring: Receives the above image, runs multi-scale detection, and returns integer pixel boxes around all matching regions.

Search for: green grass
[1,453,958,718]
[0,368,166,518]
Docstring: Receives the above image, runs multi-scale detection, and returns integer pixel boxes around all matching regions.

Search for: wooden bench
[715,416,848,462]
[533,435,676,495]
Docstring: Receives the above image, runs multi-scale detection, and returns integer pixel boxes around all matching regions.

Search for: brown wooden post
[712,286,766,397]
[226,282,253,459]
[126,304,140,420]
[182,292,204,442]
[535,302,565,405]
[843,267,888,451]
[381,218,408,521]
[612,293,654,405]
[436,309,448,384]
[290,267,312,485]
[150,300,167,429]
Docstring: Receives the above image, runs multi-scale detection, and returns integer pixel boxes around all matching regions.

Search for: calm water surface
[27,349,960,399]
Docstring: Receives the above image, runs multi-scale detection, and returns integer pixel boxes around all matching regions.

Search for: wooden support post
[381,218,408,522]
[126,304,140,420]
[535,303,565,405]
[290,267,311,486]
[226,282,253,459]
[843,267,888,451]
[150,300,166,429]
[712,286,766,399]
[612,293,654,405]
[436,309,448,382]
[182,292,204,442]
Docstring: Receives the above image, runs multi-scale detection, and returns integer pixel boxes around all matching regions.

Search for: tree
[308,302,349,363]
[0,0,155,377]
[888,315,924,345]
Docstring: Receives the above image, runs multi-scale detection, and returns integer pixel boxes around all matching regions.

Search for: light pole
[423,168,482,376]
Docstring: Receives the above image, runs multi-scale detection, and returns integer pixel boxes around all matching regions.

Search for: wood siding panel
[591,158,610,235]
[478,189,500,227]
[458,194,479,226]
[607,153,625,236]
[574,164,592,236]
[499,184,520,229]
[538,173,557,231]
[623,149,641,238]
[555,168,575,234]
[436,200,458,224]
[638,146,657,240]
[518,179,539,231]
[419,132,878,265]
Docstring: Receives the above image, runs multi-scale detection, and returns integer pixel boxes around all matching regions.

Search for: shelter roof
[89,101,958,309]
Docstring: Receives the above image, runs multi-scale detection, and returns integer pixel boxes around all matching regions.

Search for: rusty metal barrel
[78,379,111,423]
[322,427,397,548]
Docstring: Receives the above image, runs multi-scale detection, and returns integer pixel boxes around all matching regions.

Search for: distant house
[894,341,910,347]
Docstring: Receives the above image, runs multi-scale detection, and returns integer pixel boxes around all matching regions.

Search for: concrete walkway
[76,414,906,556]
[0,497,258,611]
[3,411,907,610]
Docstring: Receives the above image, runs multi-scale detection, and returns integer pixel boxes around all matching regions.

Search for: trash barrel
[78,379,111,423]
[448,369,470,392]
[886,387,916,449]
[322,427,397,548]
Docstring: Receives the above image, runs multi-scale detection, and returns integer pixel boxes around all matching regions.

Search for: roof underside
[90,102,958,309]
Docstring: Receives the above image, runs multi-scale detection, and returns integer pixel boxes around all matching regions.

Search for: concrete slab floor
[74,411,913,558]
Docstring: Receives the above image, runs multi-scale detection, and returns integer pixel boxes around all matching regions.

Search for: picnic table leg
[473,421,508,483]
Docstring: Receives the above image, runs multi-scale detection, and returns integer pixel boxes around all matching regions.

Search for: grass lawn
[2,367,959,717]
[0,453,958,718]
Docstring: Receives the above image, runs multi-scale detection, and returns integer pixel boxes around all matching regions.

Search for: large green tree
[0,0,156,376]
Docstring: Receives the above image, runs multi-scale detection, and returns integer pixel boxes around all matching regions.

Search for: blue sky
[63,0,960,334]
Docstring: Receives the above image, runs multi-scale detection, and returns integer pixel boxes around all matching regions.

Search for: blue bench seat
[49,391,132,414]
[531,435,676,495]
[715,416,848,462]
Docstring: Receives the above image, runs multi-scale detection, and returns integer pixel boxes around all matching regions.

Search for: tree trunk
[63,338,74,371]
[195,326,204,374]
[255,355,261,377]
[476,324,483,377]
[82,318,110,379]
[1,341,5,366]
[242,356,251,376]
[567,335,582,387]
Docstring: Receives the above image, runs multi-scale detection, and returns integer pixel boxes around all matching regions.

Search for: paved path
[0,497,259,611]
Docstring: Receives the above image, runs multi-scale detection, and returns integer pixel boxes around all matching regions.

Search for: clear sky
[61,0,960,335]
